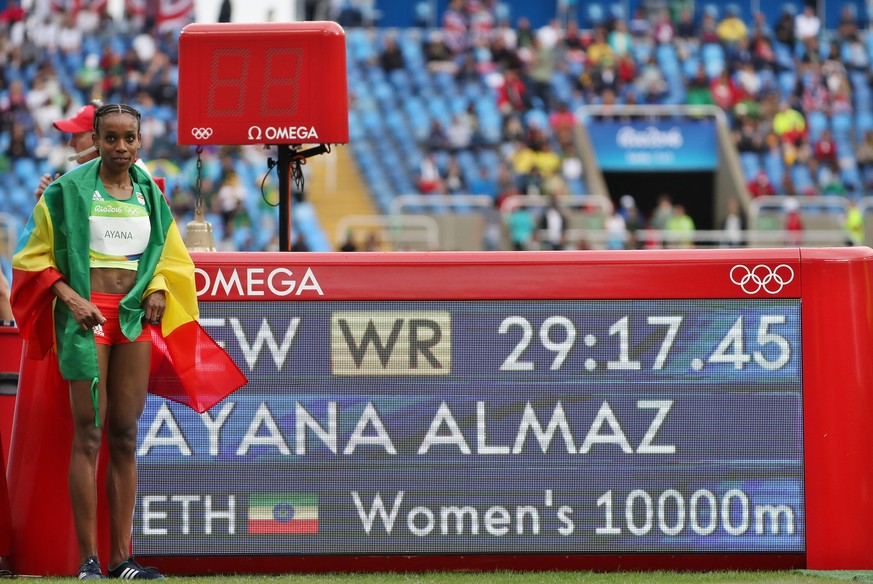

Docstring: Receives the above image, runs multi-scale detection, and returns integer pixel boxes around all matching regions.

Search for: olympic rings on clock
[191,127,213,140]
[730,264,794,295]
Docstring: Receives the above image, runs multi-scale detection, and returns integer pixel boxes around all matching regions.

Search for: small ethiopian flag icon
[247,493,318,534]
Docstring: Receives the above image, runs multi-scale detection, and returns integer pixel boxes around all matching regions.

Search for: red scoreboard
[6,248,873,575]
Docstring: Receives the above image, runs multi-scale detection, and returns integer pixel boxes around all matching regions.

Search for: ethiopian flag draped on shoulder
[11,159,246,412]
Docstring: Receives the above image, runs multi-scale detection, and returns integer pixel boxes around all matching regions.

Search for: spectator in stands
[844,200,863,245]
[698,11,720,44]
[628,6,651,40]
[800,72,829,116]
[441,0,468,55]
[686,65,715,106]
[750,11,772,40]
[417,151,443,194]
[468,165,497,199]
[506,203,535,251]
[490,33,523,71]
[666,203,696,248]
[292,233,310,252]
[813,128,838,167]
[729,35,756,70]
[501,115,525,143]
[635,56,669,104]
[549,101,576,139]
[794,5,821,44]
[533,141,561,183]
[496,68,527,116]
[710,69,743,112]
[837,4,859,41]
[537,195,567,250]
[455,51,481,84]
[751,35,777,71]
[721,197,747,247]
[608,18,632,57]
[526,36,556,109]
[652,8,675,45]
[815,160,847,197]
[798,35,823,70]
[425,119,451,152]
[514,16,535,51]
[747,170,776,198]
[339,231,358,252]
[446,113,472,152]
[443,154,466,194]
[716,5,749,49]
[468,0,496,47]
[674,8,697,59]
[379,33,406,73]
[586,27,613,68]
[784,196,804,245]
[584,54,621,98]
[605,206,628,250]
[856,130,873,182]
[650,194,674,231]
[773,6,796,47]
[423,30,457,73]
[842,34,869,71]
[773,100,807,151]
[363,231,383,252]
[215,171,246,237]
[789,134,813,169]
[735,62,762,99]
[619,195,644,249]
[781,172,799,197]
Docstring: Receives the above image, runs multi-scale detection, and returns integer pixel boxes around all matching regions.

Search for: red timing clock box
[177,22,349,146]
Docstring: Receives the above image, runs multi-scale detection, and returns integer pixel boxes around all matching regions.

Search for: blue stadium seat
[790,164,814,194]
[740,152,762,178]
[841,165,862,194]
[587,3,605,27]
[806,110,828,141]
[832,111,853,141]
[765,151,785,189]
[857,110,873,134]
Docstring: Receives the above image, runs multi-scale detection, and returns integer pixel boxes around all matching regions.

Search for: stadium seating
[2,1,870,252]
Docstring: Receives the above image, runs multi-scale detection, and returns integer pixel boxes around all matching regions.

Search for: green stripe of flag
[248,493,317,509]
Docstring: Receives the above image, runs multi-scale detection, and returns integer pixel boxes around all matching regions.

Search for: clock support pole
[277,143,330,252]
[277,145,293,252]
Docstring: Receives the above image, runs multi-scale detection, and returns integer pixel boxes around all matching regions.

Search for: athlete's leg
[68,345,110,563]
[104,340,151,567]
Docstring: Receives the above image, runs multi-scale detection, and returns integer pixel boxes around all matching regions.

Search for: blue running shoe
[78,556,106,579]
[107,557,165,580]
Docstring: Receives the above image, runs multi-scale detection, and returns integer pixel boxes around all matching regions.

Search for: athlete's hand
[34,172,59,200]
[68,296,106,331]
[143,290,166,325]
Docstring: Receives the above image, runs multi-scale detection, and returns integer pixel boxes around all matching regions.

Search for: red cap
[53,104,96,134]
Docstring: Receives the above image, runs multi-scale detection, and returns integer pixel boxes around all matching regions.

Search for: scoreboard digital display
[135,298,803,555]
[12,248,873,575]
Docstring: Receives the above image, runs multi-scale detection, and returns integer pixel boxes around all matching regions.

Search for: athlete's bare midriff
[91,267,138,295]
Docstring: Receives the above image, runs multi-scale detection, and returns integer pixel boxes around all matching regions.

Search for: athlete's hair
[93,103,142,134]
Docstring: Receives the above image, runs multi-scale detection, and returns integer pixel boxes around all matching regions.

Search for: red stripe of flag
[149,320,246,413]
[248,519,319,535]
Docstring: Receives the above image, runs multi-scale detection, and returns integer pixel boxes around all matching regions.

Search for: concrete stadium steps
[304,145,377,250]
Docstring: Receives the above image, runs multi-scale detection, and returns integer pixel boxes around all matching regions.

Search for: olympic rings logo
[730,264,795,295]
[191,127,213,140]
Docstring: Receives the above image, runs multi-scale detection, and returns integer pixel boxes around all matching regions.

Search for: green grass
[26,571,873,584]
